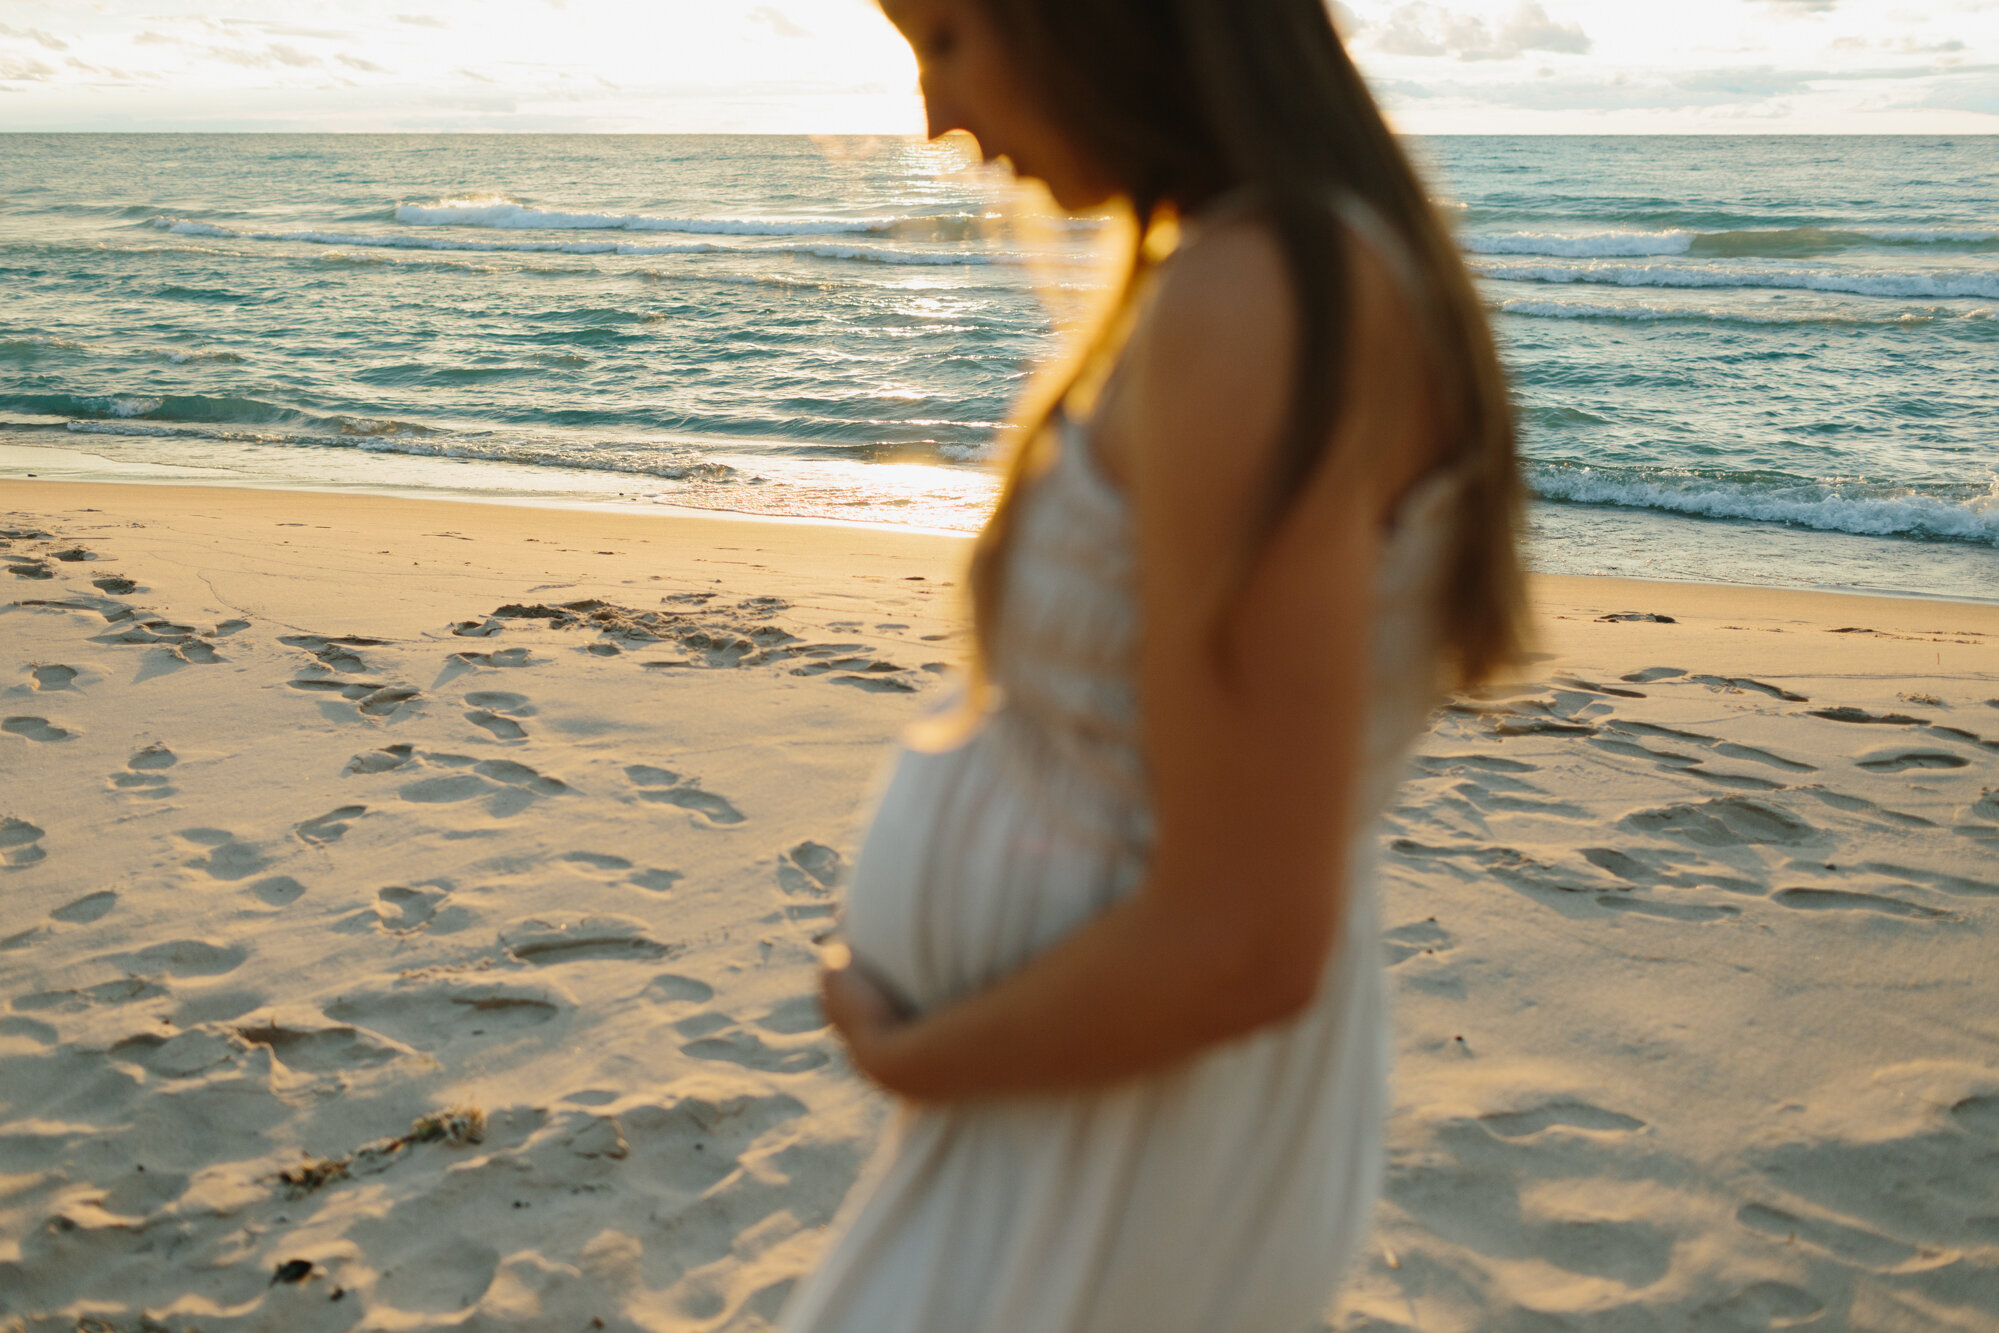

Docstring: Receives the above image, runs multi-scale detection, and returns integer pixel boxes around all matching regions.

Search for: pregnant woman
[784,0,1527,1328]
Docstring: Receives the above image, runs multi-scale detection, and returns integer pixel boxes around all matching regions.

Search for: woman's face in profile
[879,0,1113,209]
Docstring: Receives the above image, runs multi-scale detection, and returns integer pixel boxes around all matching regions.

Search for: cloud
[396,14,449,28]
[269,43,322,68]
[749,6,809,39]
[1499,2,1590,55]
[0,54,59,81]
[132,31,182,47]
[0,22,67,52]
[337,53,389,73]
[1760,0,1838,13]
[221,19,354,40]
[1371,3,1590,61]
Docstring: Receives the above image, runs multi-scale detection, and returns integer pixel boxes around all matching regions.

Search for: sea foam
[394,197,894,236]
[147,218,997,266]
[1530,465,1999,546]
[1496,298,1990,330]
[1465,226,1999,260]
[1475,259,1999,302]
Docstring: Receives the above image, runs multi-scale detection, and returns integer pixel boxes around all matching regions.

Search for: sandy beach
[2,479,1995,1332]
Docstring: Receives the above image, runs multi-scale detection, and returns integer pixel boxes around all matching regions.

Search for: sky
[1,0,1995,133]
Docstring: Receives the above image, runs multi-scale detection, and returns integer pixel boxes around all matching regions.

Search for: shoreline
[3,478,1996,1329]
[9,470,1999,610]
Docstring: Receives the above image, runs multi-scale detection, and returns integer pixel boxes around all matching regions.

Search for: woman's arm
[824,215,1441,1102]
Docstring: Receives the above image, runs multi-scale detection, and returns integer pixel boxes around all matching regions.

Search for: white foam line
[1531,469,1999,545]
[394,197,900,236]
[1476,260,1999,302]
[148,218,1000,266]
[1465,231,1695,258]
[1496,298,1986,328]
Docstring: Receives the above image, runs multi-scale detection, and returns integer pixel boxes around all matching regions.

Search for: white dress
[781,406,1458,1333]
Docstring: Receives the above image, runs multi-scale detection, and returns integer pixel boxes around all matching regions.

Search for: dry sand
[1,480,1994,1332]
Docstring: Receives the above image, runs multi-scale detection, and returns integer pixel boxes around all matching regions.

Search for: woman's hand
[820,947,917,1091]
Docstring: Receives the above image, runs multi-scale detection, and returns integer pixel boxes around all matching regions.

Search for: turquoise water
[2,133,1995,598]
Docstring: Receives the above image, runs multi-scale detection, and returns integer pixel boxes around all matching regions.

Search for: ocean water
[2,133,1995,600]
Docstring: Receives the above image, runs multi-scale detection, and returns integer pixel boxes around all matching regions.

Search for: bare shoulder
[1106,203,1440,565]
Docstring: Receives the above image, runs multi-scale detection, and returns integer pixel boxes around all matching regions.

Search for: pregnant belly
[842,724,1149,1015]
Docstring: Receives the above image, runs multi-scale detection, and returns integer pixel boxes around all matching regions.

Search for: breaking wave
[147,217,998,266]
[1529,462,1999,547]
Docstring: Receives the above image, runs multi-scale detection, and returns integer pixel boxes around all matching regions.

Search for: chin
[1035,172,1116,214]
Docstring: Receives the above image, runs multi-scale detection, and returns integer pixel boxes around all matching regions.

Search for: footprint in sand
[357,687,420,718]
[1694,1283,1823,1331]
[776,841,846,921]
[231,1019,413,1074]
[129,742,176,771]
[171,640,221,666]
[91,575,138,595]
[644,973,716,1007]
[373,885,448,933]
[296,805,367,844]
[49,890,116,924]
[625,765,745,825]
[399,760,567,816]
[1478,1101,1647,1138]
[29,664,78,692]
[325,978,563,1046]
[466,690,535,716]
[99,937,247,978]
[178,828,272,882]
[111,1029,238,1081]
[3,716,75,743]
[280,633,387,674]
[476,760,569,795]
[344,743,416,776]
[291,676,385,700]
[0,817,47,870]
[1808,705,1927,727]
[1622,798,1816,848]
[501,915,674,965]
[1714,741,1817,773]
[1690,674,1808,702]
[682,1029,830,1074]
[562,851,633,871]
[755,994,829,1036]
[1854,747,1970,773]
[452,647,531,669]
[401,774,493,804]
[250,875,308,906]
[1772,887,1952,920]
[466,709,528,741]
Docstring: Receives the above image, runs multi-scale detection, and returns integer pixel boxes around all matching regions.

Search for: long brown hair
[963,0,1528,691]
